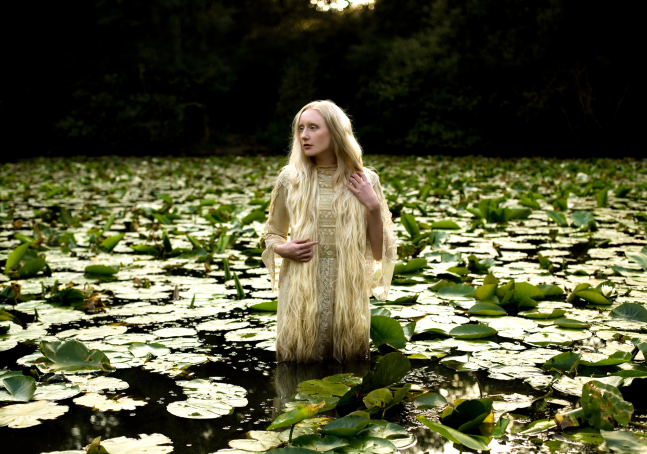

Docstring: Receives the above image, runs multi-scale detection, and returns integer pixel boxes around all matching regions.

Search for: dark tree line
[2,0,640,157]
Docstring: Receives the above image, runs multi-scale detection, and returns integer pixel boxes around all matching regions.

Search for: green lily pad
[431,220,460,230]
[468,302,507,316]
[600,429,647,453]
[417,415,491,451]
[2,375,36,402]
[267,401,325,430]
[337,436,397,454]
[580,351,632,367]
[554,318,590,329]
[575,290,610,305]
[250,300,278,312]
[542,352,581,375]
[370,316,407,350]
[440,398,493,432]
[581,380,634,430]
[36,339,115,373]
[291,434,349,452]
[99,233,124,253]
[413,392,448,409]
[320,415,370,437]
[297,380,349,398]
[611,303,647,323]
[437,284,475,299]
[562,427,604,445]
[84,265,119,276]
[517,309,566,319]
[449,324,497,339]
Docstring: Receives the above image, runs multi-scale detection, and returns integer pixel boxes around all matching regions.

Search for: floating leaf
[611,303,647,323]
[562,427,604,445]
[626,250,647,271]
[542,352,581,375]
[413,393,448,409]
[14,258,47,278]
[2,375,36,402]
[85,265,119,276]
[4,242,30,274]
[250,300,278,312]
[393,258,427,275]
[431,220,460,230]
[545,210,568,227]
[297,380,349,398]
[74,393,147,412]
[575,290,610,305]
[370,316,407,350]
[363,389,393,412]
[291,434,349,452]
[99,233,125,253]
[417,415,491,451]
[469,302,507,316]
[319,415,370,437]
[554,318,590,329]
[400,214,420,238]
[437,284,475,298]
[0,400,69,428]
[449,324,497,339]
[571,211,595,228]
[36,339,114,373]
[580,351,632,368]
[600,429,647,454]
[267,401,325,430]
[581,380,634,430]
[440,398,493,432]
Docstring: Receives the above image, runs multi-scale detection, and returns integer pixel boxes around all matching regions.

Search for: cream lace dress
[261,164,397,362]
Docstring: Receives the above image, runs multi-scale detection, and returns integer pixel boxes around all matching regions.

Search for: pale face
[299,109,336,165]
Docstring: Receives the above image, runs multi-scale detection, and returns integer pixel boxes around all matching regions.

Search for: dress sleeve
[261,176,290,291]
[366,172,397,301]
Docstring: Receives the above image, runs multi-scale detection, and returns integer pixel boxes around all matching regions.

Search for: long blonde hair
[277,100,371,362]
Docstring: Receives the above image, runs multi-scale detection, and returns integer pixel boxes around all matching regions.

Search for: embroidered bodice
[316,165,337,258]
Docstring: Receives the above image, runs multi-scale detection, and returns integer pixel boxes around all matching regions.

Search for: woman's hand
[275,238,318,262]
[347,172,379,212]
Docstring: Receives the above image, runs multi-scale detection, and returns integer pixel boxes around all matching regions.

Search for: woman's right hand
[275,238,318,262]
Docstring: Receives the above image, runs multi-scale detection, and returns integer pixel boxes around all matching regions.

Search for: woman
[261,100,397,363]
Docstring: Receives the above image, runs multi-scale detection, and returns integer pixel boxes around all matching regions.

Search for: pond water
[1,156,646,454]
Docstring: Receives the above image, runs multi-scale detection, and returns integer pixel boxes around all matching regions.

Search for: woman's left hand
[347,172,380,212]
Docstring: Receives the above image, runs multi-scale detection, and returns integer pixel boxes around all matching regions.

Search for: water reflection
[271,360,371,418]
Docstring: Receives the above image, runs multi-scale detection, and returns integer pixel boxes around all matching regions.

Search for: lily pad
[100,433,173,454]
[413,392,448,409]
[600,429,647,453]
[291,434,349,452]
[468,302,507,316]
[370,316,407,350]
[0,400,69,428]
[581,381,634,430]
[416,415,491,451]
[611,303,647,323]
[73,393,147,412]
[2,375,36,402]
[320,415,370,437]
[449,324,497,339]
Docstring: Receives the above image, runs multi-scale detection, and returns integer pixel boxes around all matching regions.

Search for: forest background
[1,0,640,159]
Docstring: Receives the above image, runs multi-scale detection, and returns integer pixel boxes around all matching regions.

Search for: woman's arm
[347,171,383,260]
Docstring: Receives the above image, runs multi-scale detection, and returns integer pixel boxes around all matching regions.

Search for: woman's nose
[301,129,309,139]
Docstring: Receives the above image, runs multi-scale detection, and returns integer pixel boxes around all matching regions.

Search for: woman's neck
[313,150,337,166]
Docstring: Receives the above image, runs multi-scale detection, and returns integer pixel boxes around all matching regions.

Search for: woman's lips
[304,144,312,148]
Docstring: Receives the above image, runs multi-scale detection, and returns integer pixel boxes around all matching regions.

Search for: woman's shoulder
[362,166,381,186]
[276,165,295,187]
